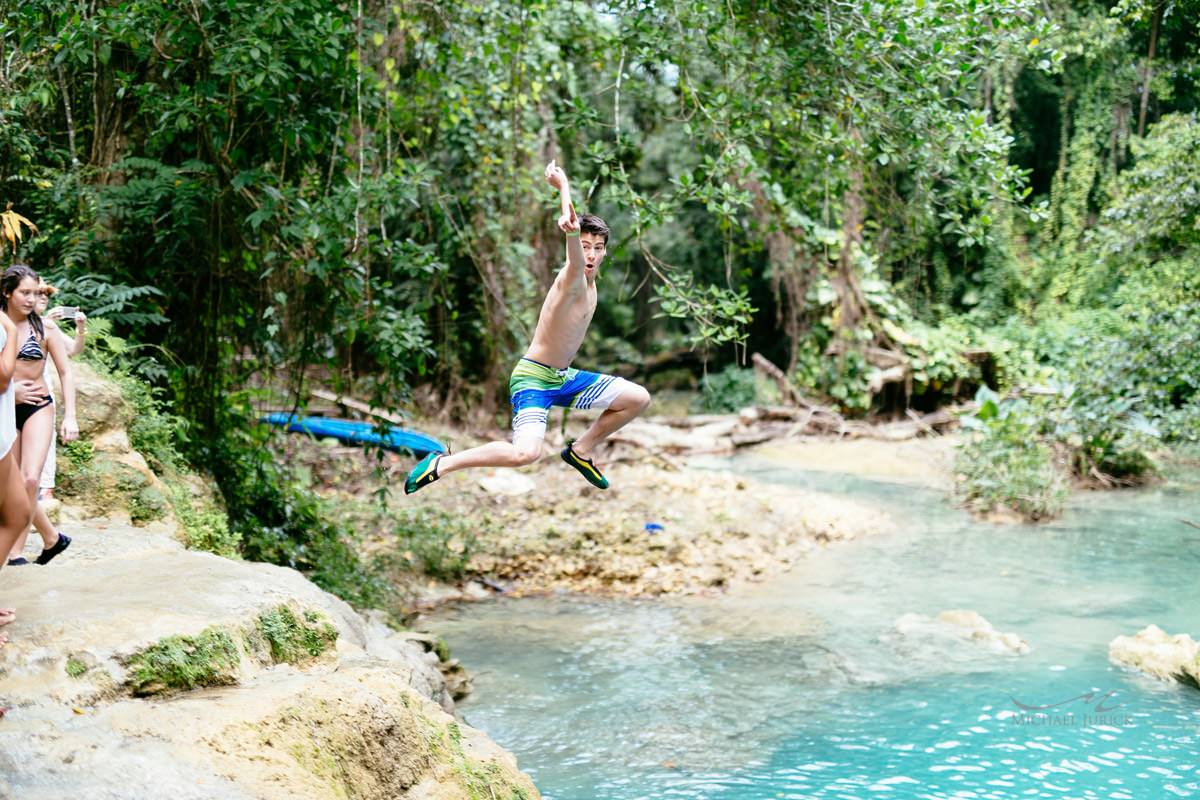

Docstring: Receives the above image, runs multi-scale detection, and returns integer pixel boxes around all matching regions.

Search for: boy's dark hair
[579,213,610,244]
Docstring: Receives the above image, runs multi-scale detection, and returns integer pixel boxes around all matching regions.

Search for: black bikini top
[16,329,44,361]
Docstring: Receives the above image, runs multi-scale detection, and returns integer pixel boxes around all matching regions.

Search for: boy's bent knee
[626,383,651,412]
[511,442,542,466]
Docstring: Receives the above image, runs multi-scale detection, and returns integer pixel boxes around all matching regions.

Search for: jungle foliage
[1,0,1198,552]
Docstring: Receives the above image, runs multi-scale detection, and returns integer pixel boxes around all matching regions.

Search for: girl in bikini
[0,265,78,566]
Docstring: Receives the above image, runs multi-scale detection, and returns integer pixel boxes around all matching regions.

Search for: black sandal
[35,532,71,565]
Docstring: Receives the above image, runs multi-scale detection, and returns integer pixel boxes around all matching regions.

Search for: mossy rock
[56,449,166,525]
[123,604,339,697]
[246,604,339,666]
[125,627,243,696]
[164,473,240,557]
[70,361,135,437]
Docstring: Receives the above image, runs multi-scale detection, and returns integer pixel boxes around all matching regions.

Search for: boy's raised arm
[544,160,586,282]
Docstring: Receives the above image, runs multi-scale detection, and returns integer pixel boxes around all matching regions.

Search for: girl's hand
[13,380,46,405]
[61,415,79,443]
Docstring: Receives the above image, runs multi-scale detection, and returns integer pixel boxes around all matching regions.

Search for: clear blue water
[426,459,1200,799]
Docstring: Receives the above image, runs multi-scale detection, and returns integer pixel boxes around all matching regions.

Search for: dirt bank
[290,424,957,602]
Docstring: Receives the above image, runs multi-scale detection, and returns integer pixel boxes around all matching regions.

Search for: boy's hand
[544,159,569,191]
[545,159,579,233]
[558,202,580,233]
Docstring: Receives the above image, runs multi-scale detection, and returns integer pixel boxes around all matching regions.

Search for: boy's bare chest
[542,281,596,324]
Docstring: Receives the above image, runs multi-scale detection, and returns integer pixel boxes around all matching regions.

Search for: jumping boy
[405,161,651,494]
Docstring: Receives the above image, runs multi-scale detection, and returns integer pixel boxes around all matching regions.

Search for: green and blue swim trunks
[510,357,630,443]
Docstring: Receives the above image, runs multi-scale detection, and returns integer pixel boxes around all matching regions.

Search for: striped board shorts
[509,357,630,443]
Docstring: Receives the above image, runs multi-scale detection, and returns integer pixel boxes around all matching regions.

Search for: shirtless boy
[405,161,651,494]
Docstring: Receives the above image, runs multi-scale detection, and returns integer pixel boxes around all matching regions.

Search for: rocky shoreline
[0,516,538,800]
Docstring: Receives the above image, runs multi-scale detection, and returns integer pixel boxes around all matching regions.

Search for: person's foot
[561,440,609,489]
[405,453,443,495]
[0,608,14,627]
[6,557,29,566]
[34,533,71,565]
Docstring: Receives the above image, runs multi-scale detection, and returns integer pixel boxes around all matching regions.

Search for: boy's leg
[570,382,651,460]
[404,400,550,495]
[558,375,651,489]
[437,438,543,475]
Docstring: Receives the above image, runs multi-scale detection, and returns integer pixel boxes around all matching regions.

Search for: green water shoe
[405,452,443,495]
[560,440,609,489]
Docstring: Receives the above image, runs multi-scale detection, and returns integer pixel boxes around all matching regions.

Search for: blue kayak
[261,413,446,457]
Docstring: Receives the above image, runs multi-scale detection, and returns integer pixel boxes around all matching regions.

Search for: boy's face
[581,232,607,278]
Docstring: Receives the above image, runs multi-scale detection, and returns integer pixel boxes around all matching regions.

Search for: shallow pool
[427,459,1200,799]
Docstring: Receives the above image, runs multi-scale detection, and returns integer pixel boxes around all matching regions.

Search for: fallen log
[750,354,848,428]
[311,388,405,425]
[867,365,908,394]
[643,413,739,429]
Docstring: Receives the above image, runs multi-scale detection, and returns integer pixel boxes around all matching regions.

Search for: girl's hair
[1,264,45,341]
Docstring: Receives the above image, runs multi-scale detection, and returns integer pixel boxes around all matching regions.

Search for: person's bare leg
[570,384,651,460]
[31,503,56,542]
[437,439,542,476]
[9,407,55,560]
[5,435,26,561]
[0,449,31,642]
[405,434,544,495]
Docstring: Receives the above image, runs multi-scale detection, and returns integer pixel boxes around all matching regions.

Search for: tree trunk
[1137,1,1164,138]
[831,166,867,336]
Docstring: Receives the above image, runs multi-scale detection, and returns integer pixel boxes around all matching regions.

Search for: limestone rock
[59,360,133,438]
[894,609,1031,655]
[0,665,535,800]
[0,520,539,799]
[1109,624,1200,687]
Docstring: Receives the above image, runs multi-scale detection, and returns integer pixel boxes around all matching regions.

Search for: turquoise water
[426,460,1200,799]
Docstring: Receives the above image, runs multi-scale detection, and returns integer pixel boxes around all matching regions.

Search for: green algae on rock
[124,604,340,696]
[251,605,340,664]
[125,627,243,695]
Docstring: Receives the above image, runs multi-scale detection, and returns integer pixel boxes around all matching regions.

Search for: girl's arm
[69,311,87,357]
[0,311,16,392]
[45,320,79,441]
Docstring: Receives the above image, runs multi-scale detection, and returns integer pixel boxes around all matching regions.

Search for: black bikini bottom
[15,397,53,430]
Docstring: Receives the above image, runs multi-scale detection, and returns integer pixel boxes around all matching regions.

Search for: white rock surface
[894,609,1031,655]
[1109,624,1200,686]
[0,518,538,800]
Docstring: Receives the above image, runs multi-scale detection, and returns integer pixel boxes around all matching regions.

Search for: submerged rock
[1109,624,1200,688]
[894,609,1031,655]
